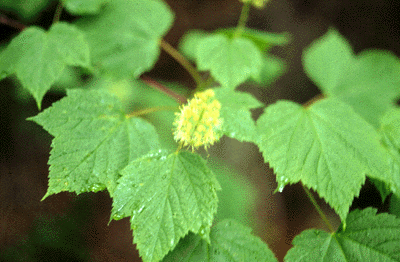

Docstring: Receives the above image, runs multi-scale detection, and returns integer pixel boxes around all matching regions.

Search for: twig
[140,75,187,104]
[303,93,325,108]
[234,2,250,38]
[159,39,204,87]
[303,185,335,233]
[52,1,64,24]
[0,14,26,31]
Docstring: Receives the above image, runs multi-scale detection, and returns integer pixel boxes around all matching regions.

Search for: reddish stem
[0,14,26,31]
[140,75,187,105]
[303,93,325,108]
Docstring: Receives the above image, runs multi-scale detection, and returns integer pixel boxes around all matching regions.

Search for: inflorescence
[173,89,223,151]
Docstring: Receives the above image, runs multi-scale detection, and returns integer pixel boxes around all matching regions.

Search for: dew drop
[138,205,145,213]
[112,212,124,220]
[90,183,106,192]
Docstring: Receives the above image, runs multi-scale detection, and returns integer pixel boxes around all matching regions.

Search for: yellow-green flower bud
[239,0,268,9]
[173,89,223,151]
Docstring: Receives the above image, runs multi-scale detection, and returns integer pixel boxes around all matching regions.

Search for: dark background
[1,0,399,261]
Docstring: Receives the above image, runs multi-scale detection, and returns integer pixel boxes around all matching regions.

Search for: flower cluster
[173,89,223,151]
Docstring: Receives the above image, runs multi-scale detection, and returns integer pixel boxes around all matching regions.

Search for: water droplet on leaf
[89,183,106,192]
[112,212,124,220]
[138,205,145,213]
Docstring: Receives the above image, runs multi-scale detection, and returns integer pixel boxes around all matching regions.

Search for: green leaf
[196,34,263,88]
[381,108,400,151]
[75,0,174,79]
[285,208,400,261]
[335,50,400,127]
[64,0,108,15]
[378,109,400,199]
[29,89,160,198]
[0,22,90,109]
[112,150,220,262]
[0,0,52,21]
[179,30,209,61]
[369,177,392,204]
[303,28,354,95]
[127,79,182,150]
[390,194,400,218]
[163,219,277,262]
[256,98,388,221]
[303,29,400,128]
[250,54,286,86]
[214,88,262,143]
[207,158,258,227]
[217,28,290,53]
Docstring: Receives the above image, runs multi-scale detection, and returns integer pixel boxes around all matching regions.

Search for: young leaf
[75,0,173,79]
[390,194,400,218]
[29,89,160,198]
[256,98,388,221]
[285,208,400,261]
[0,22,90,109]
[0,0,51,21]
[112,150,221,262]
[64,0,108,15]
[380,108,400,151]
[303,29,400,128]
[303,28,354,95]
[207,158,257,226]
[216,27,290,53]
[250,54,286,86]
[196,34,262,88]
[179,30,209,61]
[163,219,277,262]
[378,109,400,200]
[214,88,262,143]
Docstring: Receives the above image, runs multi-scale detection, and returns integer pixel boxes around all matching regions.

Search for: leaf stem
[141,75,187,104]
[192,75,216,94]
[159,39,204,88]
[126,105,178,118]
[302,185,335,233]
[234,2,251,38]
[53,1,64,24]
[303,93,325,108]
[175,142,183,154]
[0,14,26,31]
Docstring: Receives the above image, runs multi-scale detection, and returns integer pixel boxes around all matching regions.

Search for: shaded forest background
[1,0,399,261]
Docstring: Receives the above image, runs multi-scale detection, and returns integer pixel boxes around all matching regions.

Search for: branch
[0,14,26,31]
[159,39,204,87]
[303,93,325,108]
[140,75,187,105]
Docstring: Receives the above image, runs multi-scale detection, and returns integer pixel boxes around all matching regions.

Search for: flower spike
[173,89,223,151]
